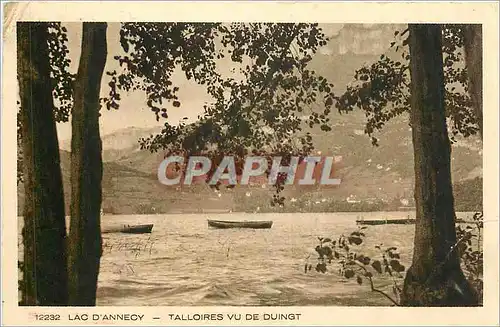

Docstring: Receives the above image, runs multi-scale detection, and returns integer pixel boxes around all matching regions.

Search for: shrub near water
[307,212,484,306]
[306,226,405,305]
[455,212,483,302]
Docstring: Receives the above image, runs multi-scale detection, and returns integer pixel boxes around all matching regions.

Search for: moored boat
[355,217,476,226]
[207,219,273,229]
[121,224,154,234]
[356,218,416,225]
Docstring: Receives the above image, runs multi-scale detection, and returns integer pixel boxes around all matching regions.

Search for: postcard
[1,1,499,326]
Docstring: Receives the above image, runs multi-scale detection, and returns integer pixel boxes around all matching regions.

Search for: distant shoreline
[97,210,480,216]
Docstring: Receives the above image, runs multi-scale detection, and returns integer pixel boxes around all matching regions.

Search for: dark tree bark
[67,22,107,305]
[17,22,68,305]
[401,24,478,306]
[462,24,482,139]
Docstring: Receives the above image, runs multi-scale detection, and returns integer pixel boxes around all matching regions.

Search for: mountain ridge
[20,34,482,215]
[18,109,481,215]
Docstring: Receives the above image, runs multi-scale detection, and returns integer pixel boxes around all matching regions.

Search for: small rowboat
[121,224,154,234]
[356,218,415,225]
[355,218,476,226]
[207,219,273,229]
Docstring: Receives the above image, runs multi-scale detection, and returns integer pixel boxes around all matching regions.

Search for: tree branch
[352,259,400,306]
[247,25,301,111]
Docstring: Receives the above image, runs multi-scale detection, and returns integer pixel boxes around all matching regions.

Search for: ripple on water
[95,212,425,306]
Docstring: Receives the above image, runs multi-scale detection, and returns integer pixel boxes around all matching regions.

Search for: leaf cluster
[47,23,75,122]
[456,212,483,301]
[105,23,336,206]
[306,227,405,305]
[335,25,478,145]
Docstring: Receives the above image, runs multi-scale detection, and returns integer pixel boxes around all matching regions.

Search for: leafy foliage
[104,23,336,206]
[103,23,221,115]
[19,23,479,206]
[335,25,478,145]
[101,23,479,206]
[456,212,483,302]
[307,227,405,305]
[47,23,75,122]
[307,212,484,305]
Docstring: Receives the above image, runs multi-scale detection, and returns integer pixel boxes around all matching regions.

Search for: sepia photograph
[2,1,499,326]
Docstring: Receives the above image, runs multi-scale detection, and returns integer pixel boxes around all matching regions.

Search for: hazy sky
[56,23,401,142]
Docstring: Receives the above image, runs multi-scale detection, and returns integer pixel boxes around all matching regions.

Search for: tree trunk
[462,24,482,138]
[17,22,68,305]
[67,22,107,305]
[401,24,478,306]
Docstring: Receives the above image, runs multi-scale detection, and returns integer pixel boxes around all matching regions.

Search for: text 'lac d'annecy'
[157,155,342,186]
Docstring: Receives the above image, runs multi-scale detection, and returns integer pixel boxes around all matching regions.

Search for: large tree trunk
[67,22,107,305]
[17,22,68,305]
[462,24,482,138]
[401,24,478,306]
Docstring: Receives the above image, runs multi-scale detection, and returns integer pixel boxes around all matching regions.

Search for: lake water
[18,211,476,306]
[96,211,419,306]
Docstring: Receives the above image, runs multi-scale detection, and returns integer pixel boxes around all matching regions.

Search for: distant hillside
[19,110,481,215]
[453,177,483,212]
[59,126,163,162]
[89,108,481,205]
[18,35,483,215]
[17,150,165,215]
